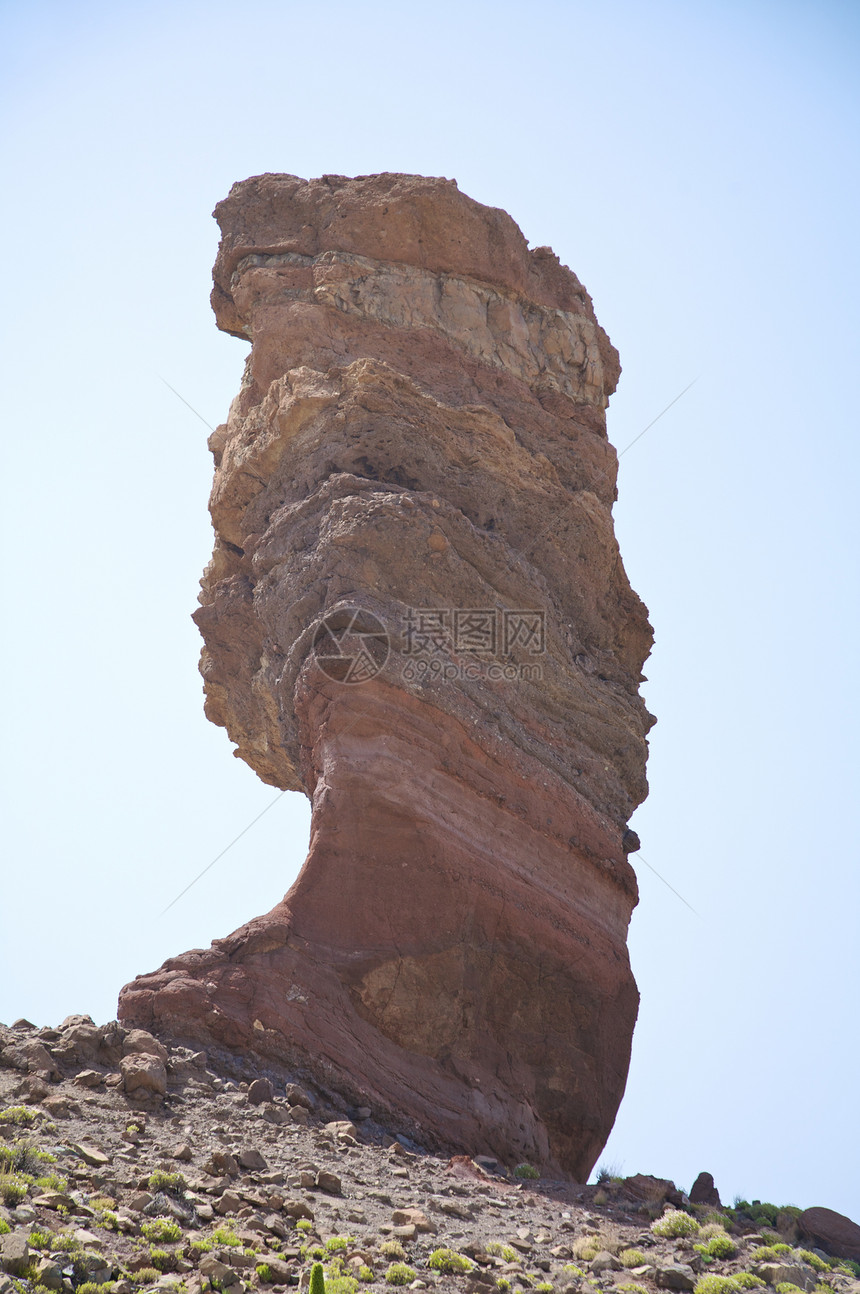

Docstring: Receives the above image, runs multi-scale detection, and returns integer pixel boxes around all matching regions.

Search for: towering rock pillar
[119,173,654,1179]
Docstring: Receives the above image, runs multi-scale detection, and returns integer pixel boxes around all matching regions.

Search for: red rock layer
[118,173,654,1180]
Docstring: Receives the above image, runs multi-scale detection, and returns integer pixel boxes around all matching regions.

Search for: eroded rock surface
[119,173,654,1180]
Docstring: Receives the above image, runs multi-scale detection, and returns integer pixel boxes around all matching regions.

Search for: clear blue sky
[2,0,858,1219]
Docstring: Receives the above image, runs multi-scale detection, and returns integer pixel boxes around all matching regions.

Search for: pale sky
[1,0,858,1220]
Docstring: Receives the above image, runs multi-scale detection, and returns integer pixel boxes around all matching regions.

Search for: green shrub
[211,1227,240,1247]
[735,1202,779,1228]
[385,1263,417,1286]
[0,1219,10,1235]
[696,1235,737,1260]
[190,1238,213,1254]
[428,1248,473,1274]
[620,1249,648,1268]
[256,1265,273,1283]
[324,1269,358,1294]
[617,1285,650,1294]
[734,1276,765,1290]
[486,1242,519,1262]
[514,1163,540,1180]
[296,1219,313,1235]
[562,1266,585,1278]
[0,1106,37,1126]
[652,1211,700,1239]
[142,1219,182,1243]
[309,1262,326,1294]
[28,1229,54,1250]
[379,1241,406,1261]
[775,1285,804,1294]
[357,1267,373,1283]
[702,1215,734,1233]
[147,1170,187,1196]
[149,1248,179,1273]
[52,1234,79,1252]
[798,1252,831,1274]
[77,1284,117,1294]
[325,1237,353,1253]
[131,1268,161,1284]
[534,1284,554,1293]
[0,1174,28,1205]
[496,1281,511,1293]
[694,1278,741,1294]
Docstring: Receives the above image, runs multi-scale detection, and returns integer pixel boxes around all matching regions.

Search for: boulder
[118,172,653,1179]
[120,1053,167,1097]
[689,1171,721,1206]
[799,1207,860,1262]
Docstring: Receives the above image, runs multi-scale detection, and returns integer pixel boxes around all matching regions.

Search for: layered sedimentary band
[119,173,654,1179]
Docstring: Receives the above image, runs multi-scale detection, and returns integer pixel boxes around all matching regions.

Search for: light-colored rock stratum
[118,172,655,1180]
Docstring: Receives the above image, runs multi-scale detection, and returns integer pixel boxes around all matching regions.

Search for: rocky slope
[2,1017,859,1294]
[118,173,654,1180]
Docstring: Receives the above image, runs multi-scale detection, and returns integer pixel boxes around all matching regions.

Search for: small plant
[323,1266,358,1294]
[798,1252,831,1274]
[486,1243,519,1263]
[77,1284,117,1294]
[428,1248,473,1274]
[379,1240,407,1261]
[514,1163,540,1180]
[562,1266,585,1278]
[0,1173,28,1205]
[617,1285,650,1294]
[0,1219,10,1236]
[696,1234,737,1260]
[131,1267,161,1284]
[497,1281,511,1293]
[296,1219,313,1235]
[534,1284,554,1292]
[652,1210,701,1239]
[733,1276,765,1290]
[211,1227,241,1247]
[385,1263,417,1286]
[28,1228,54,1250]
[190,1238,213,1254]
[750,1246,784,1263]
[357,1266,374,1283]
[735,1201,780,1228]
[310,1262,326,1294]
[142,1219,182,1243]
[310,1246,326,1261]
[620,1250,648,1268]
[53,1233,80,1252]
[572,1238,600,1262]
[0,1106,37,1126]
[256,1265,273,1283]
[148,1170,187,1196]
[775,1285,805,1294]
[96,1210,122,1232]
[700,1221,734,1240]
[694,1279,742,1294]
[326,1237,353,1254]
[149,1247,180,1273]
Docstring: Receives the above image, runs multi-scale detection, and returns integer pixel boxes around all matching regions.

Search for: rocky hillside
[2,1018,858,1294]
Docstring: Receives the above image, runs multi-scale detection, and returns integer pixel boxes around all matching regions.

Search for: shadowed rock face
[118,173,654,1179]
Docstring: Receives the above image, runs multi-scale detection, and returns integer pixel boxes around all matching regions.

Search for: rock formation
[118,173,654,1180]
